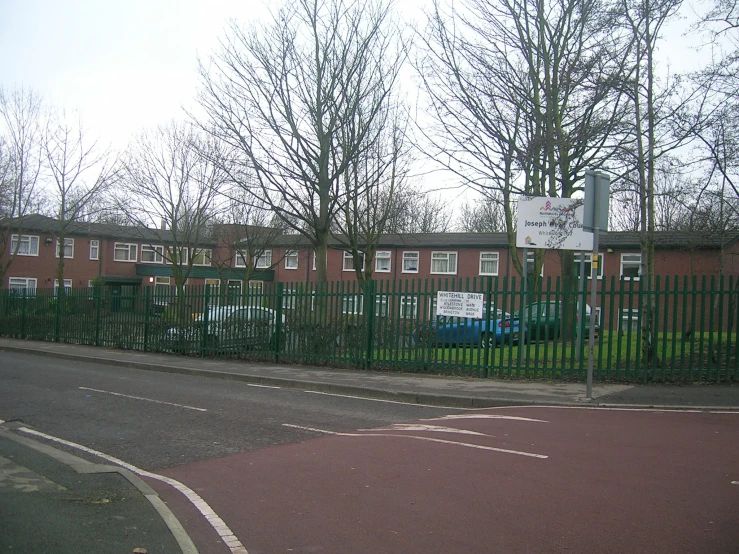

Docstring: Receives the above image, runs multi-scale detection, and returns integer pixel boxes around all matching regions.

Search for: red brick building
[2,214,737,297]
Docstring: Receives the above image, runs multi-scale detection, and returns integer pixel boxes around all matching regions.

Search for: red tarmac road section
[159,407,739,554]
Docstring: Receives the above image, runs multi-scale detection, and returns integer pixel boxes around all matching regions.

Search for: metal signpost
[583,171,610,399]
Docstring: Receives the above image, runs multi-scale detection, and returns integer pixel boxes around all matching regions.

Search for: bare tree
[383,186,454,234]
[43,110,118,292]
[333,106,411,283]
[456,193,507,232]
[419,0,631,286]
[197,0,406,283]
[120,122,229,311]
[210,187,287,302]
[0,86,46,284]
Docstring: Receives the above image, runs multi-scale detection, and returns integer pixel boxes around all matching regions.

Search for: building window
[402,251,419,273]
[400,296,418,319]
[114,242,138,262]
[55,238,74,259]
[343,251,365,272]
[255,250,272,269]
[375,251,391,273]
[285,250,299,270]
[620,253,641,280]
[8,277,37,293]
[234,251,248,268]
[153,276,171,301]
[575,253,604,279]
[431,251,457,275]
[342,295,363,314]
[525,251,544,278]
[479,252,499,276]
[53,279,73,295]
[89,240,99,260]
[191,248,212,266]
[282,288,297,309]
[376,294,388,317]
[11,234,39,256]
[167,246,188,265]
[141,245,164,263]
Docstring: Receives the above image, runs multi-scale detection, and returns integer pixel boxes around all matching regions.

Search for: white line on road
[424,414,548,423]
[78,387,207,412]
[362,424,490,436]
[17,427,248,554]
[282,423,548,459]
[301,390,469,409]
[247,384,282,389]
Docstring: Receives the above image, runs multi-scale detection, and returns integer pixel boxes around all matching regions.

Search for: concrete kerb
[0,426,198,554]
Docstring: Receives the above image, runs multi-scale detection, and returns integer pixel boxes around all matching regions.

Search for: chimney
[160,218,167,230]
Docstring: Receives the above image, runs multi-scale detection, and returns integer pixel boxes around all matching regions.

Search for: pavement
[1,337,737,553]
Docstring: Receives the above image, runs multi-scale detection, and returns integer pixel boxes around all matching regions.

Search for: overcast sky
[0,0,712,207]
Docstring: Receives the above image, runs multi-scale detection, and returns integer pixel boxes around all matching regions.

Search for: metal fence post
[483,276,493,378]
[364,279,375,371]
[21,288,27,339]
[143,287,151,352]
[94,286,102,347]
[275,282,284,363]
[201,284,211,358]
[54,288,62,343]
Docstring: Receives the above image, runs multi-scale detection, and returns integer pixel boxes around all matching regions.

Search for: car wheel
[482,332,497,349]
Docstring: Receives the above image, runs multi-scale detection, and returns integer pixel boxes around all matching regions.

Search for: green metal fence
[1,275,736,383]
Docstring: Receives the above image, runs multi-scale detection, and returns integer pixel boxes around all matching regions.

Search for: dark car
[515,301,599,341]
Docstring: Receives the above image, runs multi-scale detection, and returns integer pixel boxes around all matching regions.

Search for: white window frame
[114,242,138,262]
[620,253,642,280]
[342,294,364,314]
[312,252,316,271]
[343,251,365,272]
[234,251,247,268]
[282,288,297,309]
[375,294,388,317]
[479,252,499,276]
[11,234,39,256]
[285,250,299,270]
[8,277,37,293]
[619,307,640,332]
[399,296,418,319]
[375,251,391,273]
[141,244,165,264]
[255,250,272,269]
[191,248,212,267]
[402,251,419,274]
[167,246,188,265]
[526,251,544,277]
[89,240,99,261]
[53,279,73,295]
[55,238,74,259]
[430,251,458,275]
[575,252,604,280]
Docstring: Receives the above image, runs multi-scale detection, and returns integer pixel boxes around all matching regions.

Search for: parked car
[165,305,287,352]
[515,301,599,342]
[413,309,522,348]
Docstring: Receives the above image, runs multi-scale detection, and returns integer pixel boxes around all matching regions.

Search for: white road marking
[301,390,469,409]
[17,427,248,554]
[361,424,489,436]
[282,424,547,459]
[732,481,739,485]
[424,414,548,423]
[247,384,282,389]
[485,405,719,413]
[79,387,207,412]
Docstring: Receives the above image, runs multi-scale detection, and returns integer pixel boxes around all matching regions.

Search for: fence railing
[1,275,736,383]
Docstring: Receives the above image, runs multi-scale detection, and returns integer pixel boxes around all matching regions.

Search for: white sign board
[516,198,594,251]
[436,291,484,319]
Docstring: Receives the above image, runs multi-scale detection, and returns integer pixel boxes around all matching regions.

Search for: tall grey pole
[587,230,599,399]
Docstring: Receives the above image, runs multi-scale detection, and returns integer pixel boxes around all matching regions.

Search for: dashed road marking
[362,424,489,436]
[17,427,247,554]
[79,387,207,412]
[282,423,548,459]
[247,384,282,389]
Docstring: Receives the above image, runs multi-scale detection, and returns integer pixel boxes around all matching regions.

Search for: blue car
[414,310,522,348]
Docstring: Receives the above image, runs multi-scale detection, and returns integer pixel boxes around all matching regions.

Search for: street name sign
[436,291,484,319]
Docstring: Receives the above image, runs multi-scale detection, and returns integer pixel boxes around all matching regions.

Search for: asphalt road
[2,352,738,554]
[0,351,461,470]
